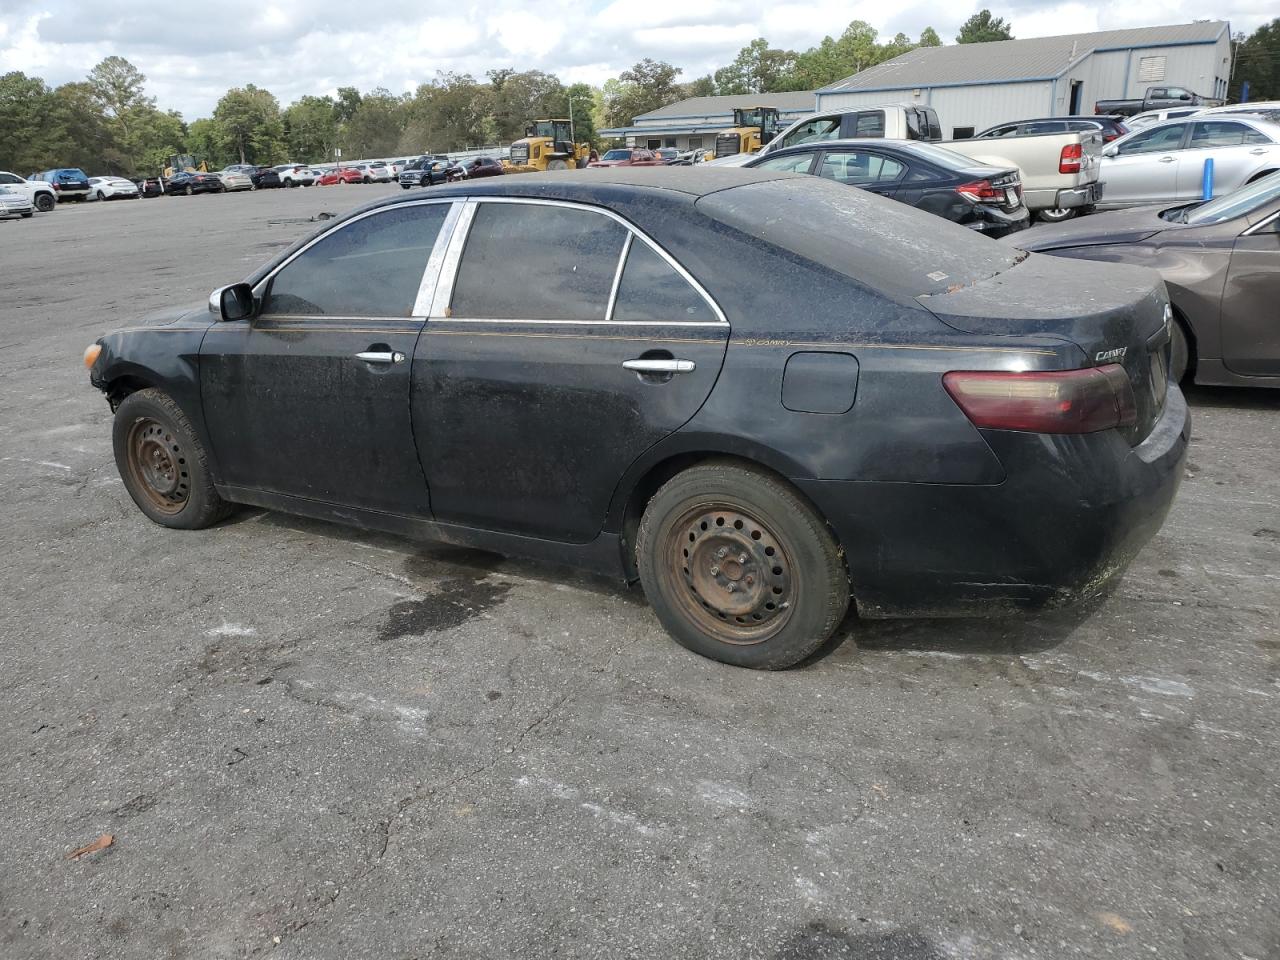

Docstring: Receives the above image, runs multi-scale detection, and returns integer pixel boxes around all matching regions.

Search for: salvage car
[318,167,365,186]
[216,170,255,192]
[85,170,1188,670]
[164,171,224,195]
[0,185,34,219]
[745,139,1029,237]
[588,149,665,167]
[462,157,505,178]
[33,167,91,201]
[1097,116,1280,209]
[1024,171,1280,386]
[0,170,57,211]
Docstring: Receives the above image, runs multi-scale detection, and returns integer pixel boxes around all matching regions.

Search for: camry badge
[1096,347,1128,362]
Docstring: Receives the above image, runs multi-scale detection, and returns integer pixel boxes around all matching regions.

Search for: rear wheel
[35,193,55,212]
[96,190,105,201]
[636,462,849,669]
[113,389,232,530]
[184,185,193,196]
[1037,206,1076,223]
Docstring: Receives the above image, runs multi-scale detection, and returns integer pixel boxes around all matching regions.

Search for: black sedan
[85,170,1187,669]
[1023,171,1280,386]
[164,171,223,195]
[745,139,1030,237]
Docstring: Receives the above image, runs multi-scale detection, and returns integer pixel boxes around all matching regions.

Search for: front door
[413,199,729,543]
[200,202,452,515]
[1222,214,1280,377]
[1100,122,1188,206]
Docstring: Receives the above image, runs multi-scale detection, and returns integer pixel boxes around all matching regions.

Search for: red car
[317,167,364,186]
[588,148,666,168]
[462,157,504,178]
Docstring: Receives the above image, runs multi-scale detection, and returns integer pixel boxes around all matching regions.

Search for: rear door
[814,147,907,199]
[1177,120,1277,198]
[1222,212,1280,377]
[412,199,729,543]
[200,201,452,515]
[1101,122,1188,205]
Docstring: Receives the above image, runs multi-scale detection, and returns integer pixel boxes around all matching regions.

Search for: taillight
[942,365,1137,434]
[1059,143,1083,174]
[955,179,1002,203]
[52,182,61,190]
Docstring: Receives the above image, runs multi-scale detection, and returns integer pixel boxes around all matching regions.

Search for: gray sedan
[1097,115,1280,209]
[1023,172,1280,387]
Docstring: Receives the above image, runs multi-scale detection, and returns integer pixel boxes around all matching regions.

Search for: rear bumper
[1051,181,1104,210]
[796,384,1190,617]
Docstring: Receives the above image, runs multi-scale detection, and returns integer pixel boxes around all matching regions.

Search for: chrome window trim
[436,196,729,325]
[251,197,457,317]
[430,200,476,317]
[605,232,633,321]
[1242,209,1280,236]
[413,201,464,317]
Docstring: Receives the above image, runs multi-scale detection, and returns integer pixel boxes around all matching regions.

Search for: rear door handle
[623,358,695,374]
[1249,147,1267,155]
[356,351,405,364]
[1158,156,1175,163]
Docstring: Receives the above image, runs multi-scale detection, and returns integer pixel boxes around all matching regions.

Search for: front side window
[263,204,447,317]
[781,117,841,150]
[818,150,905,185]
[613,241,716,323]
[451,203,627,321]
[1026,120,1068,135]
[602,149,630,161]
[0,173,22,184]
[754,152,815,174]
[1117,124,1186,155]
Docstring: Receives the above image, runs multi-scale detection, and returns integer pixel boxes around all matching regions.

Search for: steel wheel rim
[662,501,796,645]
[126,418,190,515]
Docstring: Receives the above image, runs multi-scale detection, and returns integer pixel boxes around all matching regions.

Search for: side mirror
[1102,143,1119,158]
[209,282,255,321]
[1178,92,1191,101]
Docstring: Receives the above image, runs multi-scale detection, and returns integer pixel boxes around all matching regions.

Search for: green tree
[87,56,153,147]
[682,75,717,98]
[399,74,492,153]
[919,26,943,47]
[549,81,600,146]
[342,87,406,158]
[488,69,563,142]
[51,81,114,172]
[957,10,1013,43]
[212,85,284,164]
[714,39,798,95]
[0,71,73,172]
[187,117,230,168]
[334,86,363,124]
[1231,19,1280,101]
[787,20,897,90]
[283,95,338,162]
[603,59,683,127]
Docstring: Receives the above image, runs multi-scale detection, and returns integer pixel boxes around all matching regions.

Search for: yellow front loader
[504,119,591,173]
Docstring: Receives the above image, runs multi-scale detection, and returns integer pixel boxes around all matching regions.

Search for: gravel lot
[1,185,1278,960]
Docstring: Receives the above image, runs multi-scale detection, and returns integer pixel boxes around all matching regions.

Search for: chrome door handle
[356,351,405,364]
[1158,156,1175,163]
[623,358,695,374]
[1250,147,1267,154]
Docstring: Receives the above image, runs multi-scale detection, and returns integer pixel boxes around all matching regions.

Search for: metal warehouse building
[816,21,1232,139]
[600,91,816,151]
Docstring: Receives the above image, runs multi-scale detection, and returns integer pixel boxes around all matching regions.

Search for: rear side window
[780,117,841,149]
[818,150,905,184]
[1026,121,1068,134]
[1190,121,1268,147]
[851,112,886,137]
[452,203,627,320]
[612,241,716,323]
[263,204,447,317]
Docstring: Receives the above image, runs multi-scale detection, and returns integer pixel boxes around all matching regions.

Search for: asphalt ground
[1,184,1278,960]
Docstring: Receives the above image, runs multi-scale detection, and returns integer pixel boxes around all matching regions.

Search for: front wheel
[113,388,232,529]
[1170,315,1191,383]
[96,190,105,201]
[546,158,570,171]
[636,461,849,669]
[184,185,193,196]
[1036,206,1076,223]
[35,193,55,212]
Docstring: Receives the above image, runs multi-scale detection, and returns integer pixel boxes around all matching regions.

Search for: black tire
[636,461,849,669]
[1037,206,1076,223]
[96,190,105,201]
[184,185,193,196]
[113,388,232,530]
[35,193,55,212]
[1170,315,1191,383]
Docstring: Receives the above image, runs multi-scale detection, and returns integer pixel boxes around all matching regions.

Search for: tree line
[8,11,1272,178]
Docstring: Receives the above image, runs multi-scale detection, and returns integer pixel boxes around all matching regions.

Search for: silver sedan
[1097,115,1280,209]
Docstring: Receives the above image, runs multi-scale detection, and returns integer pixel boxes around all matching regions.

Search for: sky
[0,0,1273,119]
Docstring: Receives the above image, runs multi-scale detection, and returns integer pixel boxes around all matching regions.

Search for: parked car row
[398,155,504,188]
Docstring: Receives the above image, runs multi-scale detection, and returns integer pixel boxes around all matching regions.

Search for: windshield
[602,149,630,160]
[1184,170,1280,224]
[697,177,1022,304]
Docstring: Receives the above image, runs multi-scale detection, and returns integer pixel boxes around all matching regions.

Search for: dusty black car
[163,171,223,195]
[745,139,1030,237]
[85,170,1188,669]
[1023,171,1280,386]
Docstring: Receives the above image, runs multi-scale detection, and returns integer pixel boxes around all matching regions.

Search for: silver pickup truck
[750,104,1104,221]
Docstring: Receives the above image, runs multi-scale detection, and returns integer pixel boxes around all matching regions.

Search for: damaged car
[85,169,1189,669]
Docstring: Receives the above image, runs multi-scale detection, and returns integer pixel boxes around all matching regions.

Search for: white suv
[0,171,57,212]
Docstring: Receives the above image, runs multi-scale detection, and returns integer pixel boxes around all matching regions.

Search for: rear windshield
[696,176,1021,301]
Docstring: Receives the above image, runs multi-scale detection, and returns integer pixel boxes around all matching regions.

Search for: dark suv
[34,168,91,201]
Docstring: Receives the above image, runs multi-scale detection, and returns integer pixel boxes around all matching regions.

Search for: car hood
[1020,205,1182,251]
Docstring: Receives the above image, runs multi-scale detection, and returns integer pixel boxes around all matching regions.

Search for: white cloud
[0,0,1271,119]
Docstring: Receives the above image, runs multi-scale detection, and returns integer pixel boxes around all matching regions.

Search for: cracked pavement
[1,187,1278,959]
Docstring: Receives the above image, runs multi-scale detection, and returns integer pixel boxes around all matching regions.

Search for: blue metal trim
[817,76,1056,95]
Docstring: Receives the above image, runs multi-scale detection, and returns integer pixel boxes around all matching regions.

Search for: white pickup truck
[0,171,57,212]
[749,104,1104,221]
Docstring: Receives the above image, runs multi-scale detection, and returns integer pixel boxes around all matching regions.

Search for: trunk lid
[919,252,1171,444]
